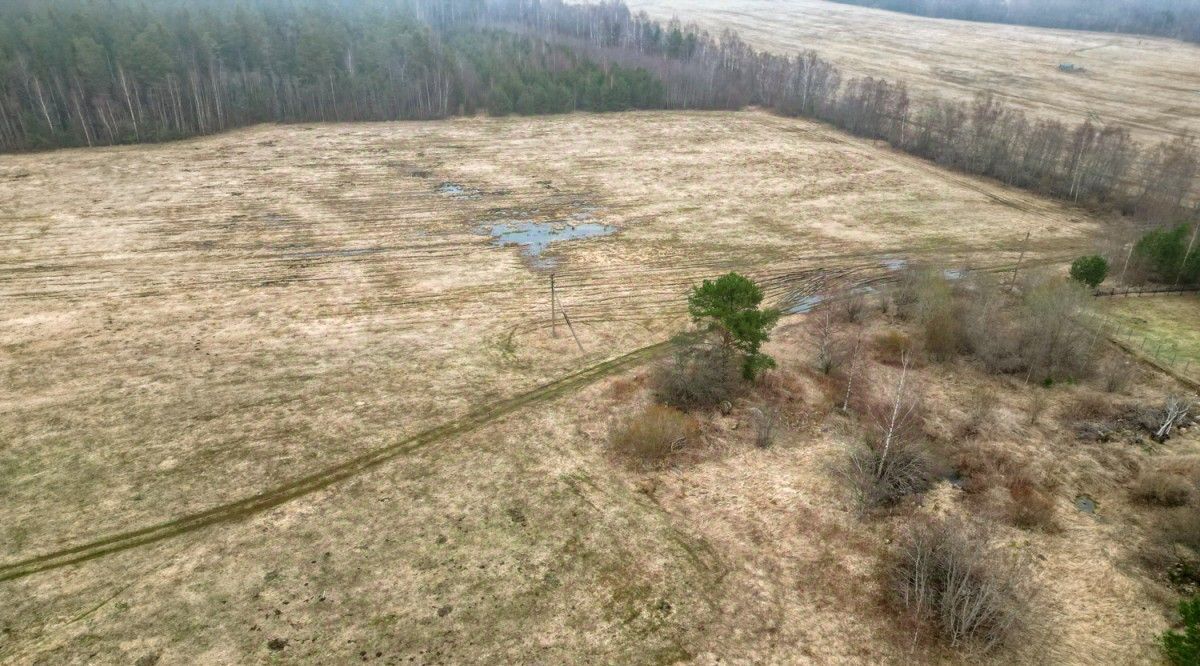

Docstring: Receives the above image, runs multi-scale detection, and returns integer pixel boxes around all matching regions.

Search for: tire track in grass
[0,340,675,583]
[0,256,1074,582]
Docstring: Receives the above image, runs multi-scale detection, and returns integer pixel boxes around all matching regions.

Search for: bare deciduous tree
[841,332,864,412]
[811,308,842,375]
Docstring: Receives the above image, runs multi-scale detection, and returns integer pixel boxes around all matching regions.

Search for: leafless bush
[874,329,915,366]
[894,267,950,322]
[751,405,779,449]
[923,303,963,362]
[1132,471,1195,507]
[811,308,843,375]
[890,519,1026,652]
[1096,355,1134,393]
[847,439,935,509]
[848,356,936,505]
[893,268,961,360]
[1017,275,1098,381]
[1026,390,1050,426]
[867,355,926,445]
[961,288,1027,374]
[609,404,699,468]
[652,342,742,411]
[960,274,1098,381]
[953,390,995,440]
[1064,391,1119,422]
[952,442,1024,497]
[838,292,868,323]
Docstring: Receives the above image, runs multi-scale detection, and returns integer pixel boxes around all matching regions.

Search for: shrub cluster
[892,269,1098,382]
[846,439,934,509]
[890,519,1025,651]
[608,404,698,469]
[652,343,743,411]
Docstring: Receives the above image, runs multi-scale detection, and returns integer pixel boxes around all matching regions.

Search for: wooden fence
[1094,284,1200,298]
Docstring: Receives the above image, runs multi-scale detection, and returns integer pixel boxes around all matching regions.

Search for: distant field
[628,0,1200,143]
[0,111,1104,662]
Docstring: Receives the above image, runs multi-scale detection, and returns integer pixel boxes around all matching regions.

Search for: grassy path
[0,340,674,582]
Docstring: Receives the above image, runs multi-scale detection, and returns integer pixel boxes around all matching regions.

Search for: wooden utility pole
[1119,242,1134,283]
[550,273,557,337]
[560,307,585,353]
[1175,222,1199,287]
[1008,231,1031,291]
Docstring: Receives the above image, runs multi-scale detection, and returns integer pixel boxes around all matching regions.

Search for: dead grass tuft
[1063,390,1120,423]
[1006,477,1057,531]
[1162,506,1200,554]
[608,374,646,402]
[1132,471,1195,508]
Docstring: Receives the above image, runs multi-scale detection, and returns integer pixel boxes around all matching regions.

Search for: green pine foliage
[1162,596,1200,665]
[1068,255,1109,288]
[687,272,781,380]
[1134,225,1200,285]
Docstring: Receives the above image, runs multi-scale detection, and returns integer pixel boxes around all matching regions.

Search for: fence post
[550,273,557,338]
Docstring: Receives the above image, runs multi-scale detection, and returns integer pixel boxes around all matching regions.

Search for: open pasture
[0,110,1104,662]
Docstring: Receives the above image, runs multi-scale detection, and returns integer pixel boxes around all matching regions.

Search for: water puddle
[786,294,826,314]
[882,257,909,272]
[1075,495,1097,514]
[483,220,617,269]
[437,182,481,200]
[943,268,967,281]
[943,470,966,489]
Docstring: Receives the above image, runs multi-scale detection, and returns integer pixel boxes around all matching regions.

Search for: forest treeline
[827,0,1200,44]
[0,0,662,150]
[485,0,1198,224]
[1,0,1196,227]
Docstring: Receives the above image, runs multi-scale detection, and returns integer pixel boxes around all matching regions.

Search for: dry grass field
[628,0,1200,143]
[0,110,1154,663]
